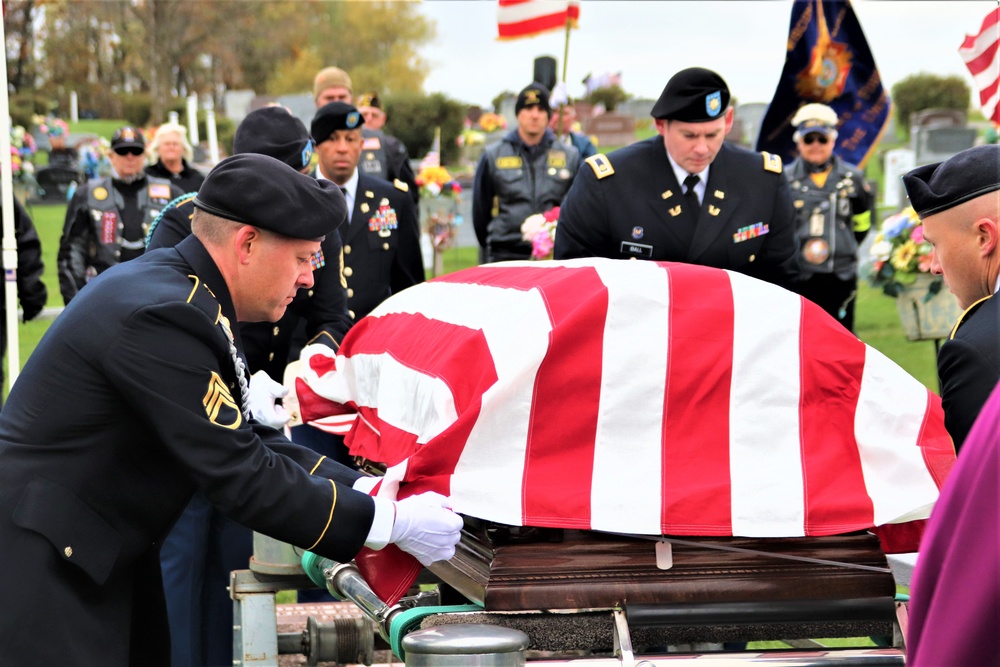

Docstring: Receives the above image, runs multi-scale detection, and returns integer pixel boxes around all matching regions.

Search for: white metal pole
[187,94,199,146]
[0,18,22,388]
[70,91,79,123]
[206,102,219,165]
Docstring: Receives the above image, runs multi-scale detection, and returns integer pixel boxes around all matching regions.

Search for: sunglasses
[113,146,145,157]
[803,134,829,145]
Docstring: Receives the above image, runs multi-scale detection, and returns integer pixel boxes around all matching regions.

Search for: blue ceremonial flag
[755,0,891,168]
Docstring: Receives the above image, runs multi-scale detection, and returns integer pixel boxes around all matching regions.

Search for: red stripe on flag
[963,38,1000,75]
[961,7,1000,50]
[341,313,499,468]
[917,391,957,490]
[979,77,1000,107]
[660,266,733,534]
[521,267,606,528]
[497,0,579,39]
[798,304,872,534]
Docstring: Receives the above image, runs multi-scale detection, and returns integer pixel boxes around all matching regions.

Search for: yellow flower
[890,240,918,271]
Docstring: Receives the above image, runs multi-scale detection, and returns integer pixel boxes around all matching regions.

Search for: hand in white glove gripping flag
[247,370,291,429]
[389,492,464,566]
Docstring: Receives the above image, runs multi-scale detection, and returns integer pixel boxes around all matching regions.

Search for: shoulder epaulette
[761,151,783,173]
[146,191,198,247]
[584,154,614,180]
[185,273,222,326]
[393,179,409,193]
[949,294,992,340]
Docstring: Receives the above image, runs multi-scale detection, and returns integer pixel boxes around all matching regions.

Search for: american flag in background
[497,0,580,40]
[297,260,954,599]
[959,7,1000,125]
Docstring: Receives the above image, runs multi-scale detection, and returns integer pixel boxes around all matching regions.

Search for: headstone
[883,148,916,209]
[581,113,635,148]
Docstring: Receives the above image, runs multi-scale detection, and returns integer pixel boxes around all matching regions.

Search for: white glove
[389,492,464,566]
[247,370,291,429]
[550,81,569,107]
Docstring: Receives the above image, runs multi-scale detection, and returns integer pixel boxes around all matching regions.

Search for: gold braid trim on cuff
[306,479,338,551]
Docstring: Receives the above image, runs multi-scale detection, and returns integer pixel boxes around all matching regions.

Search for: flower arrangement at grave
[9,125,37,185]
[416,165,462,251]
[477,112,507,133]
[521,206,560,260]
[867,207,940,298]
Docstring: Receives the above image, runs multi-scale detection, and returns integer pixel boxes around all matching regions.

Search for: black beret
[903,145,1000,218]
[516,83,551,116]
[234,107,314,172]
[194,153,346,239]
[111,126,145,150]
[650,67,730,122]
[311,101,364,144]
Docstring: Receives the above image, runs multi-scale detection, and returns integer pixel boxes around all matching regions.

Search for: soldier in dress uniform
[785,103,873,332]
[311,101,424,322]
[58,126,185,304]
[554,67,799,291]
[902,144,1000,452]
[473,82,581,262]
[313,66,419,204]
[147,107,355,667]
[0,154,462,666]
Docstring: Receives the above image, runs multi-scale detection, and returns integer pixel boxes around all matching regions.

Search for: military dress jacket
[57,175,184,304]
[554,138,800,291]
[359,128,419,205]
[0,235,374,666]
[146,193,353,377]
[937,294,1000,452]
[338,173,424,322]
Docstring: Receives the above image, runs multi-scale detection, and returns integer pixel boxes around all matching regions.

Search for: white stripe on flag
[728,272,805,536]
[340,353,458,444]
[589,260,672,534]
[498,0,572,25]
[373,280,553,525]
[855,347,941,524]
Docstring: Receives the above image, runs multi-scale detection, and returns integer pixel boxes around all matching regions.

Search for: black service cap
[516,83,551,116]
[234,107,314,172]
[650,67,730,122]
[311,102,365,144]
[194,153,346,239]
[903,145,1000,218]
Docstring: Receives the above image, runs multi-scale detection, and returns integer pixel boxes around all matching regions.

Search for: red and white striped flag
[960,7,1000,125]
[497,0,580,40]
[418,127,441,171]
[297,260,955,602]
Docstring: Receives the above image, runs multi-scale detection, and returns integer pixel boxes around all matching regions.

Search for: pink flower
[543,206,560,223]
[918,255,933,273]
[531,231,555,259]
[911,225,924,244]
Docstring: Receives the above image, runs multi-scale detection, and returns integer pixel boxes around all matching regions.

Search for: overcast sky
[417,1,997,110]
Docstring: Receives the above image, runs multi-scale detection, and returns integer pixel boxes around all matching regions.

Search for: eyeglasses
[113,146,145,157]
[803,134,829,145]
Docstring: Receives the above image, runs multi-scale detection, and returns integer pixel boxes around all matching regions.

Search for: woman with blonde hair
[146,122,205,193]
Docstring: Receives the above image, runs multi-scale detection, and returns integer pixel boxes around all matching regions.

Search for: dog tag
[655,539,673,570]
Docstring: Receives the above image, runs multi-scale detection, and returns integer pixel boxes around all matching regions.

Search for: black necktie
[683,174,700,209]
[341,187,351,225]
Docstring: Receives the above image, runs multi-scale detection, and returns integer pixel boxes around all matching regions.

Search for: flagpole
[0,15,22,390]
[557,15,572,139]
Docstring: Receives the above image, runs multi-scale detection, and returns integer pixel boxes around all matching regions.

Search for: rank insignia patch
[203,371,242,429]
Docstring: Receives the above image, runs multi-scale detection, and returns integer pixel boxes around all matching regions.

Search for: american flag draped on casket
[296,259,955,603]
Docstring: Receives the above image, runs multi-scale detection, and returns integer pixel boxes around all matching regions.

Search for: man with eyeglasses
[555,67,799,291]
[785,103,873,332]
[57,126,185,305]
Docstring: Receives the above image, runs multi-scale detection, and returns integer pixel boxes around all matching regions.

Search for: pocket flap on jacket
[12,477,121,586]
